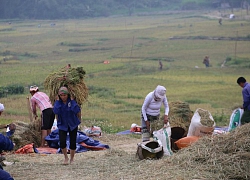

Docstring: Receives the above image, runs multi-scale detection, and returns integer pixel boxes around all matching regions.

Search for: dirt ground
[4,133,146,180]
[3,128,250,180]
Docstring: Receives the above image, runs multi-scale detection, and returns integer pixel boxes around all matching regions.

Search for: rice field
[0,9,250,131]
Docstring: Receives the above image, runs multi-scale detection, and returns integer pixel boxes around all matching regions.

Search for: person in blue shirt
[0,103,14,180]
[237,77,250,124]
[53,87,81,165]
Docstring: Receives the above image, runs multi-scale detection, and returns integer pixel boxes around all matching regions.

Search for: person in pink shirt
[30,85,55,147]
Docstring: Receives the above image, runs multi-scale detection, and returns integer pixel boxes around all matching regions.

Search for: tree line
[0,0,248,19]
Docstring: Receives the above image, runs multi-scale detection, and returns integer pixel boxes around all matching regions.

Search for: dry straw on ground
[169,123,250,179]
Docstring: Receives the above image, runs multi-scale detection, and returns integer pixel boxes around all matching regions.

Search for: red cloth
[15,143,35,154]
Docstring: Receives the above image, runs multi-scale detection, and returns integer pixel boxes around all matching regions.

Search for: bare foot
[63,158,69,165]
[70,159,74,164]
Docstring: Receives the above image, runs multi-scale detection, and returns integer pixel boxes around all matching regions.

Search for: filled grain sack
[228,108,243,132]
[153,122,173,156]
[187,108,216,137]
[175,136,199,149]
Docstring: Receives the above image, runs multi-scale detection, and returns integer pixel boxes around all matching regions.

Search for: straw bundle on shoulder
[44,65,88,106]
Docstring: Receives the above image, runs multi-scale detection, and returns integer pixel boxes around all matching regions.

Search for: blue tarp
[45,129,109,153]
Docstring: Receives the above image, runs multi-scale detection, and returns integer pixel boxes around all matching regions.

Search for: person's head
[58,86,69,102]
[0,103,4,116]
[154,85,166,101]
[237,77,246,88]
[29,85,39,96]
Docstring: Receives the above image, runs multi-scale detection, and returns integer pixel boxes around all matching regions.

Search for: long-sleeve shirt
[142,91,169,121]
[242,82,250,111]
[30,92,53,113]
[53,98,81,131]
[0,133,14,152]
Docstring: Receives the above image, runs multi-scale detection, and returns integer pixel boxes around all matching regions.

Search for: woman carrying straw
[53,87,81,165]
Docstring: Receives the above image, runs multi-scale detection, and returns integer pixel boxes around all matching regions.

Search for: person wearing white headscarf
[141,85,169,142]
[0,103,4,116]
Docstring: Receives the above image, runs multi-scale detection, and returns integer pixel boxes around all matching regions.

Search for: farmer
[0,123,16,137]
[237,77,250,124]
[159,60,163,70]
[203,56,210,68]
[0,103,15,180]
[29,85,55,147]
[53,87,81,165]
[0,103,4,116]
[218,18,222,25]
[141,85,169,142]
[0,104,16,137]
[0,168,14,180]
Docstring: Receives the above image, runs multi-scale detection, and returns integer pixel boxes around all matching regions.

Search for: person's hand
[8,123,16,131]
[163,115,168,124]
[33,113,38,119]
[55,95,59,101]
[70,94,75,100]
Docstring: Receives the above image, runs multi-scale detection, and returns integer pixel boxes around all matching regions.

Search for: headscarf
[0,103,4,112]
[29,85,39,92]
[58,87,69,95]
[154,85,166,99]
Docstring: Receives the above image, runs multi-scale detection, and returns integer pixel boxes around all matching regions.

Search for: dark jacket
[0,133,14,152]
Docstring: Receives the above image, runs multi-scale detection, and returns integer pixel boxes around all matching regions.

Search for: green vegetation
[0,10,249,133]
[0,84,24,98]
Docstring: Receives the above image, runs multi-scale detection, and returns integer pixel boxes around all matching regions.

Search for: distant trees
[0,0,249,19]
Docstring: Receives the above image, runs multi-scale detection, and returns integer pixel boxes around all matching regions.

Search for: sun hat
[58,87,69,95]
[0,103,4,112]
[29,85,39,92]
[154,85,166,99]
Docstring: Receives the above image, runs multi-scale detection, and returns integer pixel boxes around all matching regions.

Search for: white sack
[187,108,216,137]
[153,122,173,156]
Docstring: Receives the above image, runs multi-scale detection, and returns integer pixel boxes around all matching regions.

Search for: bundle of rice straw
[167,101,193,132]
[10,121,41,149]
[44,65,88,106]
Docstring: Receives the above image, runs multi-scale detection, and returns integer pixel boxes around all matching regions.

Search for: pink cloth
[31,92,53,112]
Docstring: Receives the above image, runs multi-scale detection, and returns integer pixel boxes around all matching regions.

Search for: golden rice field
[0,9,250,131]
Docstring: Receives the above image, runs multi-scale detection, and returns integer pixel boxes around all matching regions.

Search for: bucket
[136,140,164,160]
[170,127,186,151]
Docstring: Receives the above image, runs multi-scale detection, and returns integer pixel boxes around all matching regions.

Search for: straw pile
[10,121,41,150]
[197,108,214,127]
[44,65,88,105]
[169,123,250,179]
[167,101,193,133]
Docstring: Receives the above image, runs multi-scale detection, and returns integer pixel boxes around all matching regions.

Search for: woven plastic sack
[136,140,164,160]
[187,108,216,137]
[153,123,173,156]
[228,108,243,132]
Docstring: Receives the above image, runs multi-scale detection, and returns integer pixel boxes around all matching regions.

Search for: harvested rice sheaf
[44,65,88,106]
[197,108,214,127]
[167,101,193,133]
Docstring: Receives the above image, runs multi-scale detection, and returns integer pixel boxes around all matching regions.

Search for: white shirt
[141,91,169,121]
